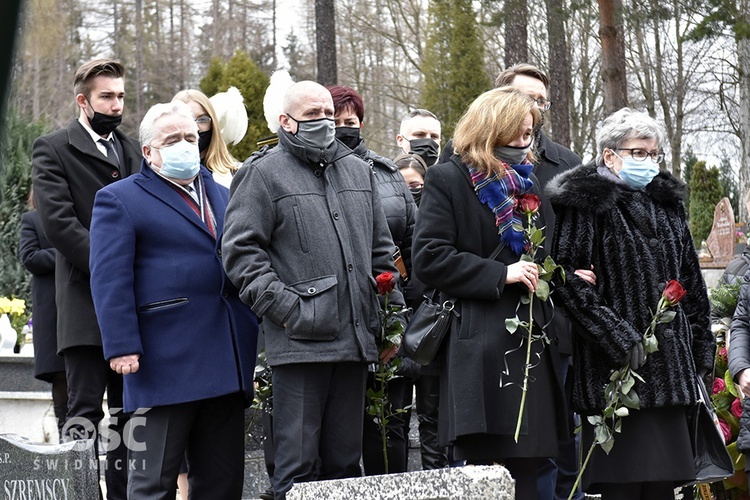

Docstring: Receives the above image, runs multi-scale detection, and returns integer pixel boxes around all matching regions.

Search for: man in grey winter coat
[222,80,405,500]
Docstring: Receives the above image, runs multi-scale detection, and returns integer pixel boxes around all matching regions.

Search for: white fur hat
[209,86,248,145]
[263,70,295,133]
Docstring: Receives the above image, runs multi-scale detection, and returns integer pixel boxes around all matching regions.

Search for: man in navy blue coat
[89,101,259,499]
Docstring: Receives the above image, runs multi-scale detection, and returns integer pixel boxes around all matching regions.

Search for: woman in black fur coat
[546,108,714,499]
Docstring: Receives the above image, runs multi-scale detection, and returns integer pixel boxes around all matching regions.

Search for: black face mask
[335,127,361,150]
[86,102,122,136]
[408,138,440,166]
[198,130,212,153]
[409,185,423,206]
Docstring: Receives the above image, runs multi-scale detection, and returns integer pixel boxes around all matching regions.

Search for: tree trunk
[315,0,337,85]
[738,34,750,224]
[136,0,143,118]
[544,0,571,147]
[598,0,627,113]
[503,0,527,68]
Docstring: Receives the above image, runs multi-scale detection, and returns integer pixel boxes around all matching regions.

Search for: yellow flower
[0,297,26,316]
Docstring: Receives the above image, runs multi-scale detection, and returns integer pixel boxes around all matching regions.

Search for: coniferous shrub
[688,160,724,247]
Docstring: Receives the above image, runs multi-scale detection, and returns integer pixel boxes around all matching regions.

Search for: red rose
[517,194,541,215]
[732,398,743,418]
[718,347,728,366]
[662,280,686,306]
[375,272,396,295]
[713,377,726,394]
[719,418,732,444]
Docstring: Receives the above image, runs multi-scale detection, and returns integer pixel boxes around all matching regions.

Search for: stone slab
[286,465,514,500]
[0,356,49,393]
[0,433,99,499]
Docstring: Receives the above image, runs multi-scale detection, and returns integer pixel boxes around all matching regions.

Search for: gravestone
[286,464,515,500]
[706,197,736,265]
[0,434,99,499]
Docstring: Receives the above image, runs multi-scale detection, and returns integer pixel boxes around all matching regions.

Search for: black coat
[32,120,141,352]
[353,141,416,273]
[547,163,714,414]
[439,132,581,355]
[412,158,566,444]
[19,210,63,381]
[728,271,750,453]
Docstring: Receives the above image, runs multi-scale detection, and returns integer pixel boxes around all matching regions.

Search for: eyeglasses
[616,148,664,163]
[532,98,552,111]
[195,116,212,126]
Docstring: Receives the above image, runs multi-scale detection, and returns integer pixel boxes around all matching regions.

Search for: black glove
[625,342,646,370]
[396,356,422,381]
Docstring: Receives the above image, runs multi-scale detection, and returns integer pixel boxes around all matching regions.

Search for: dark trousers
[127,392,245,500]
[271,362,368,500]
[415,374,448,469]
[362,375,408,475]
[598,482,675,500]
[262,410,275,484]
[63,345,128,500]
[537,355,583,500]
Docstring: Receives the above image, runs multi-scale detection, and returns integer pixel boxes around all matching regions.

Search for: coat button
[355,319,360,326]
[111,170,120,178]
[348,264,353,272]
[307,287,316,294]
[217,248,222,256]
[314,170,322,177]
[222,290,229,298]
[649,238,658,247]
[332,211,340,220]
[663,328,674,338]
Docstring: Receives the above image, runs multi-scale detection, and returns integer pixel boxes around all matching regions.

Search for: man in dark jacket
[328,84,418,474]
[494,63,584,499]
[32,58,140,499]
[222,81,405,500]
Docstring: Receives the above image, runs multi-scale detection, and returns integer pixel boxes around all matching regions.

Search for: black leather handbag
[689,375,734,484]
[403,242,505,366]
[402,290,459,365]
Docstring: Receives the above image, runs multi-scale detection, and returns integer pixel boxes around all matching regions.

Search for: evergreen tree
[0,110,48,306]
[200,51,270,163]
[718,154,740,219]
[200,57,225,97]
[682,146,698,215]
[422,0,490,141]
[688,161,725,246]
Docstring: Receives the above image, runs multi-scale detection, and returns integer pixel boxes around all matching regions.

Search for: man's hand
[738,369,750,399]
[379,344,399,364]
[110,354,141,375]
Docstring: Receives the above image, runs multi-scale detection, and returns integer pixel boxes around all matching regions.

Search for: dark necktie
[99,138,120,168]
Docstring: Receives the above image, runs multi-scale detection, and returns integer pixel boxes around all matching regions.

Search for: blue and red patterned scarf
[467,161,534,255]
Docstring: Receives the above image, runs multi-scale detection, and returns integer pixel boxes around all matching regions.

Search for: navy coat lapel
[200,168,227,235]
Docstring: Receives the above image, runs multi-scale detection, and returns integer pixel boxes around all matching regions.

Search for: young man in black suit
[31,58,141,500]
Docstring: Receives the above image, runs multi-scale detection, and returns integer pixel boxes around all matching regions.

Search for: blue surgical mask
[614,151,659,189]
[287,114,336,149]
[154,140,201,180]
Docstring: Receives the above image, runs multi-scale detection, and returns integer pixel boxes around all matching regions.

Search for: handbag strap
[488,241,506,261]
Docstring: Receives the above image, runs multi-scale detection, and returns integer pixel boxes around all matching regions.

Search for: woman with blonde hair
[173,89,240,188]
[412,87,567,498]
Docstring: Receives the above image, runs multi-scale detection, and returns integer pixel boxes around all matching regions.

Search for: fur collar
[545,162,686,214]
